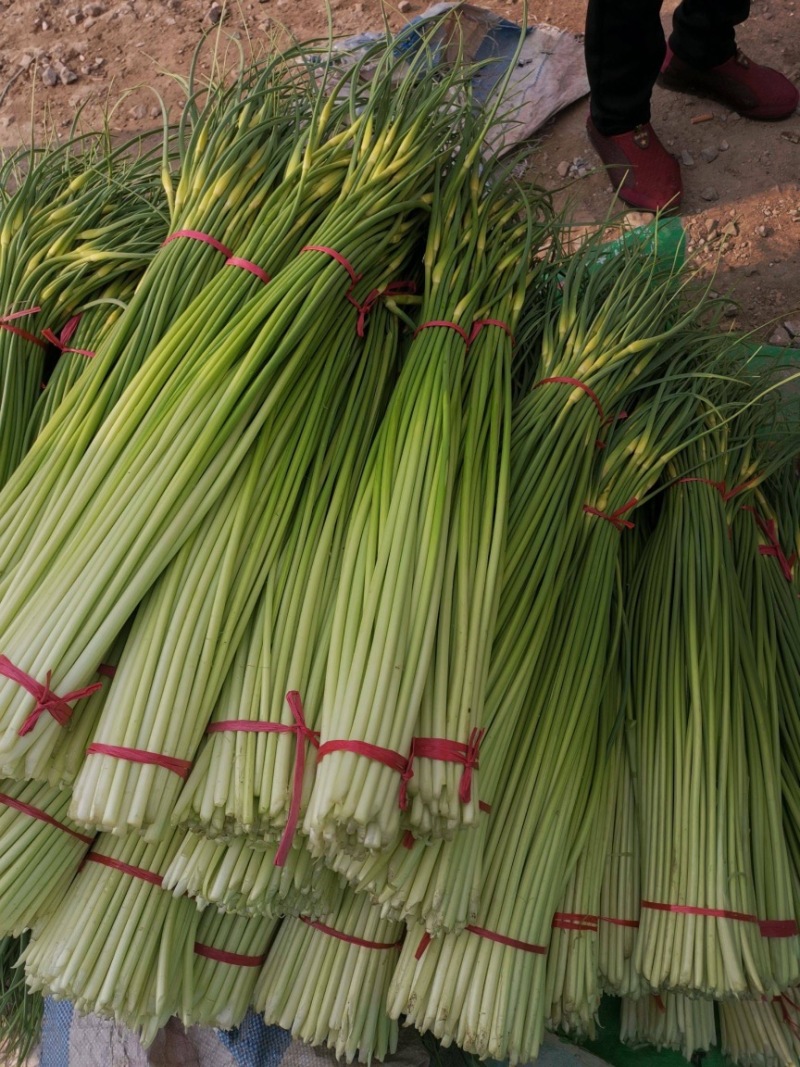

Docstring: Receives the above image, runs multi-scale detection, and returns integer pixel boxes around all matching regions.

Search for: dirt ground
[0,0,798,339]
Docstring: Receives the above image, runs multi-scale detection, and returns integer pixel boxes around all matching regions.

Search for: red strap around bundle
[398,728,485,811]
[582,498,638,531]
[85,743,192,778]
[316,739,407,775]
[413,319,514,349]
[225,257,270,285]
[599,916,640,928]
[97,663,117,678]
[0,791,93,844]
[42,315,95,359]
[0,307,46,348]
[416,925,547,959]
[301,245,362,289]
[206,692,320,868]
[299,916,403,950]
[533,376,605,420]
[193,942,267,967]
[743,507,796,582]
[552,912,599,933]
[0,656,103,736]
[678,476,756,502]
[350,282,416,337]
[641,900,798,938]
[85,852,163,887]
[162,230,232,258]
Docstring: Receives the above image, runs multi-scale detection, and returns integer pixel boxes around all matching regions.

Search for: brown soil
[0,0,798,339]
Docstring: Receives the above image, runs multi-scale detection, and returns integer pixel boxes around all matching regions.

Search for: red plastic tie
[415,932,433,959]
[468,318,515,347]
[582,498,637,532]
[678,477,756,502]
[599,916,640,928]
[97,663,117,679]
[0,791,93,844]
[206,693,320,868]
[350,282,416,338]
[479,800,492,814]
[42,316,95,359]
[552,912,599,933]
[0,656,103,736]
[85,852,163,887]
[532,376,605,421]
[399,729,485,811]
[641,900,796,937]
[86,743,192,778]
[316,739,407,777]
[162,230,232,258]
[225,257,271,285]
[413,320,470,346]
[0,307,46,348]
[596,410,629,450]
[301,246,363,291]
[466,924,548,955]
[743,508,796,583]
[299,916,403,950]
[653,995,667,1015]
[774,994,800,1039]
[402,830,416,850]
[193,942,267,967]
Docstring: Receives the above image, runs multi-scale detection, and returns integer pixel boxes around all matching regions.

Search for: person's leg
[669,0,750,69]
[585,0,666,135]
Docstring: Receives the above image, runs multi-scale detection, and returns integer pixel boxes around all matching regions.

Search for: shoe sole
[657,70,798,120]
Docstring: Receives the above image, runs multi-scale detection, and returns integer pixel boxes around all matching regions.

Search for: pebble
[719,140,730,151]
[700,186,719,201]
[207,2,222,22]
[41,64,59,86]
[769,326,792,346]
[722,221,739,236]
[556,160,570,178]
[757,223,770,237]
[723,303,738,318]
[398,0,412,9]
[680,149,695,166]
[82,1,104,13]
[785,319,800,337]
[129,103,147,119]
[700,146,719,163]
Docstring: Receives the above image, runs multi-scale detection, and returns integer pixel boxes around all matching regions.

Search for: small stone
[40,19,49,29]
[700,186,719,201]
[719,139,730,151]
[680,149,695,166]
[83,16,94,26]
[149,105,161,117]
[41,64,59,86]
[18,52,35,69]
[706,218,719,233]
[398,0,412,9]
[723,303,738,318]
[757,223,770,237]
[785,319,800,338]
[56,62,78,84]
[207,1,222,21]
[700,145,719,163]
[722,221,739,236]
[129,103,147,119]
[768,326,792,347]
[556,160,570,178]
[0,115,16,127]
[82,1,104,13]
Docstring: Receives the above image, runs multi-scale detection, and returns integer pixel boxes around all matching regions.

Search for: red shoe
[586,117,683,213]
[659,46,799,120]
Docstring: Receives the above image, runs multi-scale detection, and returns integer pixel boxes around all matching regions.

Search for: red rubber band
[678,477,756,502]
[402,830,416,849]
[775,994,800,1039]
[301,246,363,290]
[466,924,548,954]
[0,791,93,844]
[398,729,484,811]
[349,281,416,338]
[193,942,267,967]
[299,916,403,950]
[599,916,640,928]
[582,498,637,531]
[316,739,408,776]
[596,410,629,450]
[479,800,492,814]
[97,663,117,678]
[0,656,103,737]
[413,320,470,346]
[0,307,46,348]
[468,318,515,347]
[225,257,270,285]
[743,507,796,583]
[206,693,320,868]
[532,376,605,421]
[415,932,433,959]
[42,317,95,359]
[641,900,796,936]
[85,852,163,887]
[85,743,192,778]
[162,230,232,258]
[653,995,667,1014]
[552,912,599,933]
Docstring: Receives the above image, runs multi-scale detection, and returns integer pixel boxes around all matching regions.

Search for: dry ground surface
[0,0,798,329]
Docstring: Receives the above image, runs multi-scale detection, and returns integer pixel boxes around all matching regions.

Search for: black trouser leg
[585,0,666,135]
[669,0,751,68]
